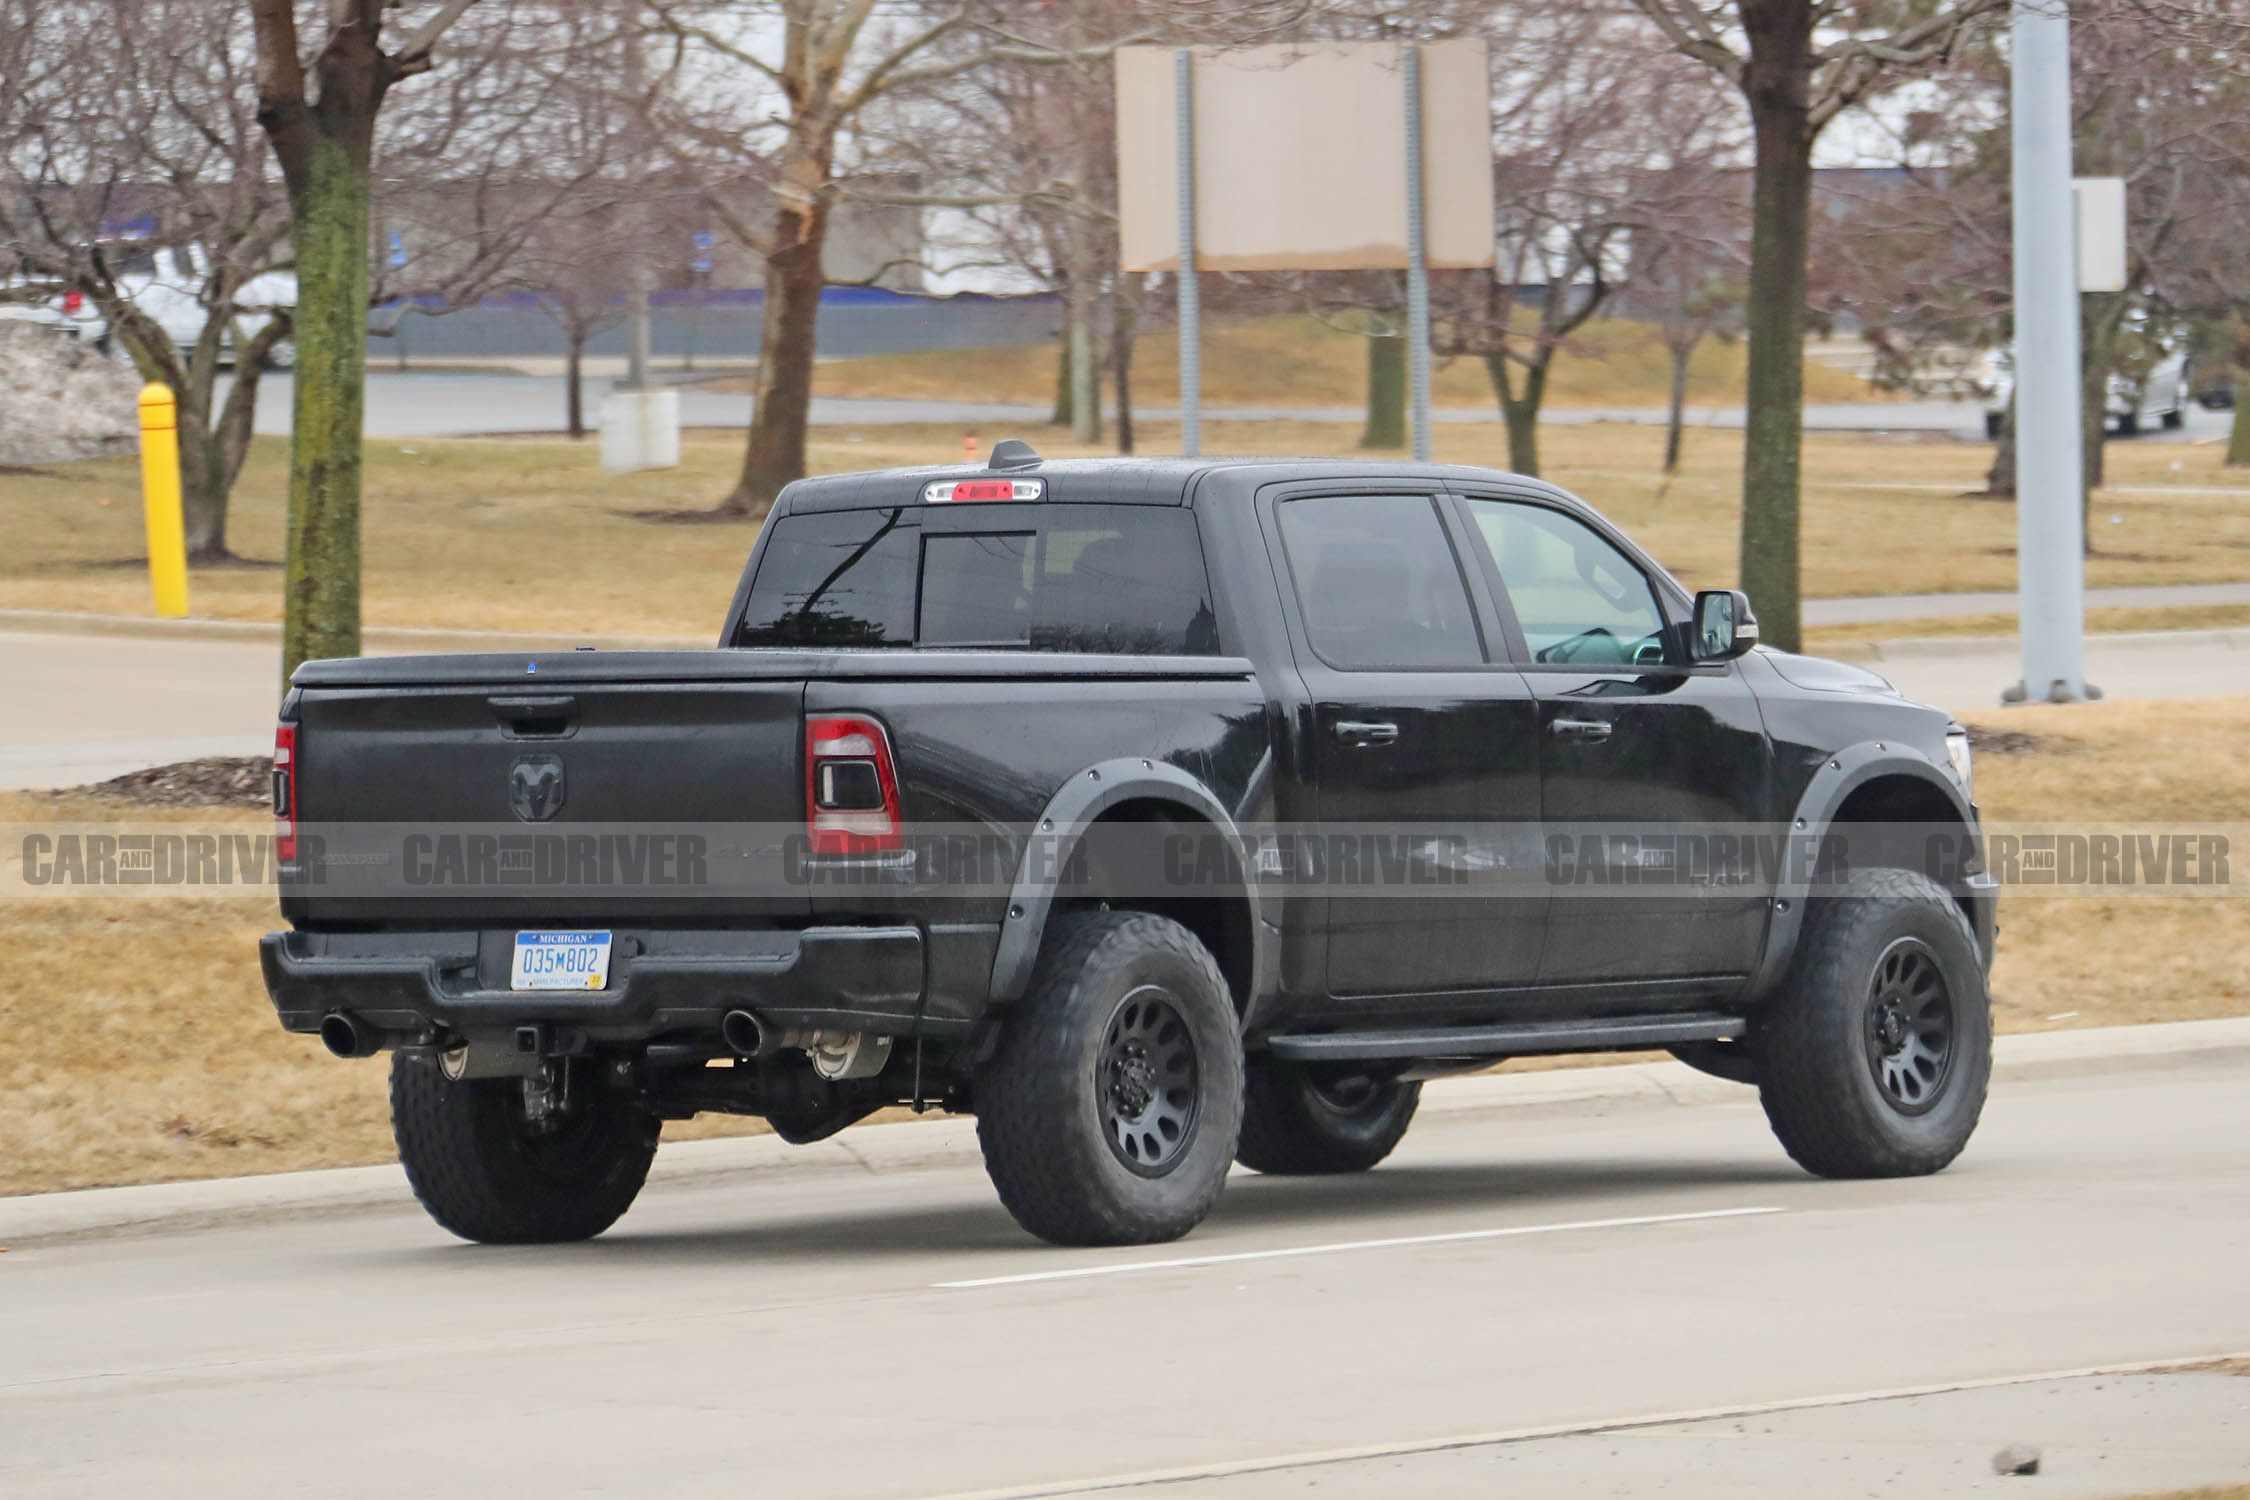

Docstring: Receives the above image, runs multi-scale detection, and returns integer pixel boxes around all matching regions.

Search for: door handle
[1334,720,1400,746]
[1550,717,1614,743]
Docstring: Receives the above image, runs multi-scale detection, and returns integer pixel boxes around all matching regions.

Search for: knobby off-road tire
[1755,867,1992,1179]
[1236,1059,1420,1175]
[976,911,1244,1246]
[391,1052,658,1244]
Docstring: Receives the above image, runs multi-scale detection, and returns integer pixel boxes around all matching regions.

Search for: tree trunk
[1112,274,1138,456]
[721,173,829,516]
[1737,83,1814,652]
[1051,327,1072,427]
[1361,322,1406,450]
[1484,352,1545,478]
[169,376,230,563]
[2230,374,2250,469]
[1984,398,2016,497]
[2079,290,2120,519]
[565,328,586,440]
[1069,281,1100,445]
[280,131,373,680]
[1662,333,1694,475]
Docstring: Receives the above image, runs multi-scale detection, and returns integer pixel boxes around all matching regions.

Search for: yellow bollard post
[137,383,189,618]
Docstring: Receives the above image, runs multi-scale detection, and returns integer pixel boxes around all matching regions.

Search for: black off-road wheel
[391,1052,658,1244]
[1754,868,1992,1178]
[1236,1059,1420,1175]
[976,910,1244,1246]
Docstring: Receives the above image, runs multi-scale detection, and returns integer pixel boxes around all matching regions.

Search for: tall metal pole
[1174,49,1201,458]
[622,0,652,393]
[2006,0,2091,704]
[1403,45,1432,463]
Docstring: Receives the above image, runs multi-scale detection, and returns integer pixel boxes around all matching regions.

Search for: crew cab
[266,443,1998,1247]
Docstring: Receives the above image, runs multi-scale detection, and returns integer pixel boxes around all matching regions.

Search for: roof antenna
[987,438,1042,471]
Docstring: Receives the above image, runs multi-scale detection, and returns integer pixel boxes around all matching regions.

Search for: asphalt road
[5,1057,2248,1498]
[233,369,2240,444]
[6,616,2245,790]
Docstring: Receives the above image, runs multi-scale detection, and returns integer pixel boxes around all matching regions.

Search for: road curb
[4,1017,2245,1249]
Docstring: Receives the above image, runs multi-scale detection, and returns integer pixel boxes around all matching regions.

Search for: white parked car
[0,279,107,343]
[1977,346,2191,438]
[106,244,297,369]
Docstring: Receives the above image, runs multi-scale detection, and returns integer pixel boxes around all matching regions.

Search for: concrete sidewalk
[6,1015,2244,1249]
[1803,580,2250,625]
[1847,626,2250,707]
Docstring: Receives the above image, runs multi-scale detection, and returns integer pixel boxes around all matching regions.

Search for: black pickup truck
[265,442,1997,1247]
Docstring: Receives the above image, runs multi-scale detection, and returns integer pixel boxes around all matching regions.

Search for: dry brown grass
[1961,695,2250,1036]
[1,419,2244,633]
[791,313,1884,409]
[3,692,2243,1196]
[0,791,772,1198]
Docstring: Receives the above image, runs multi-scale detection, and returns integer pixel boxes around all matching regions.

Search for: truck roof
[773,451,1557,513]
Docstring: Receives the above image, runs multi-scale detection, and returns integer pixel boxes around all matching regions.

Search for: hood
[1755,647,1900,697]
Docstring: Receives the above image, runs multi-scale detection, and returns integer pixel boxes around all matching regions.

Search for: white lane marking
[917,1350,2250,1500]
[935,1204,1783,1289]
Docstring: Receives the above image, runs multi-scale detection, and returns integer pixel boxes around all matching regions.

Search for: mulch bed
[77,757,272,808]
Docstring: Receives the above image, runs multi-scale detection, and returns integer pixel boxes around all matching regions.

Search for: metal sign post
[2005,0,2092,704]
[1403,46,1432,463]
[1174,49,1202,458]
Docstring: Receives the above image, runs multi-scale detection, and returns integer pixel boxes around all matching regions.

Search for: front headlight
[1944,727,1974,798]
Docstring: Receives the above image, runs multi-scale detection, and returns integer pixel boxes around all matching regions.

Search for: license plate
[511,930,612,990]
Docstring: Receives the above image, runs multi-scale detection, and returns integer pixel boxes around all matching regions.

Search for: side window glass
[1464,498,1669,666]
[1276,494,1484,669]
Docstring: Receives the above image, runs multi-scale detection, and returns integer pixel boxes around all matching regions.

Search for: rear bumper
[263,924,950,1047]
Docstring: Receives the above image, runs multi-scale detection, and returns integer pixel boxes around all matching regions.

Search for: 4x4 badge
[509,755,565,822]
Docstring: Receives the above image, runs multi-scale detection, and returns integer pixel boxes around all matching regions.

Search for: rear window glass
[735,505,1220,655]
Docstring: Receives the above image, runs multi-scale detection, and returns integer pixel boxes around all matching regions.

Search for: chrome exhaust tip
[720,1009,767,1058]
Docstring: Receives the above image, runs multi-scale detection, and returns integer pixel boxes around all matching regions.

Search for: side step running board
[1265,1012,1745,1063]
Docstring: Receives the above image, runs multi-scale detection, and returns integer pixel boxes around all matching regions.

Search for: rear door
[1263,487,1546,1001]
[1450,488,1774,985]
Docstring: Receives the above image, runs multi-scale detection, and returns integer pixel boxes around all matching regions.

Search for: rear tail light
[805,714,902,855]
[273,723,298,861]
[61,290,84,315]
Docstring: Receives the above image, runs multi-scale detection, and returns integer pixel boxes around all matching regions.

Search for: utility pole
[1173,49,1200,458]
[2004,0,2092,704]
[1402,45,1432,463]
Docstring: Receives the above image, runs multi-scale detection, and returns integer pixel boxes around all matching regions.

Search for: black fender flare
[986,757,1273,1018]
[1742,740,1988,1004]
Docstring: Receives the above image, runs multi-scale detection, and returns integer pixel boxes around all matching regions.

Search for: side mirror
[1691,589,1759,662]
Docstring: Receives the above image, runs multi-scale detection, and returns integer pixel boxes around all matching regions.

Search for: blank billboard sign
[1115,41,1496,273]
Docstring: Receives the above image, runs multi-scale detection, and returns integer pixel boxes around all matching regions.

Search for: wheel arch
[987,760,1273,1026]
[1743,743,1994,1004]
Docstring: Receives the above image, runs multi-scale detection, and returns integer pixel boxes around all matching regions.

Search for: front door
[1266,490,1546,1000]
[1453,492,1774,985]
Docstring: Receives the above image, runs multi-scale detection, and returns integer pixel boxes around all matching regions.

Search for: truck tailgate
[287,652,811,925]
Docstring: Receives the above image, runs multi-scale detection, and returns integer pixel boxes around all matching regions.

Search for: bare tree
[249,0,599,678]
[1433,8,1731,478]
[1626,0,2006,650]
[885,20,1123,446]
[1832,8,2246,500]
[0,0,293,562]
[650,2,1313,514]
